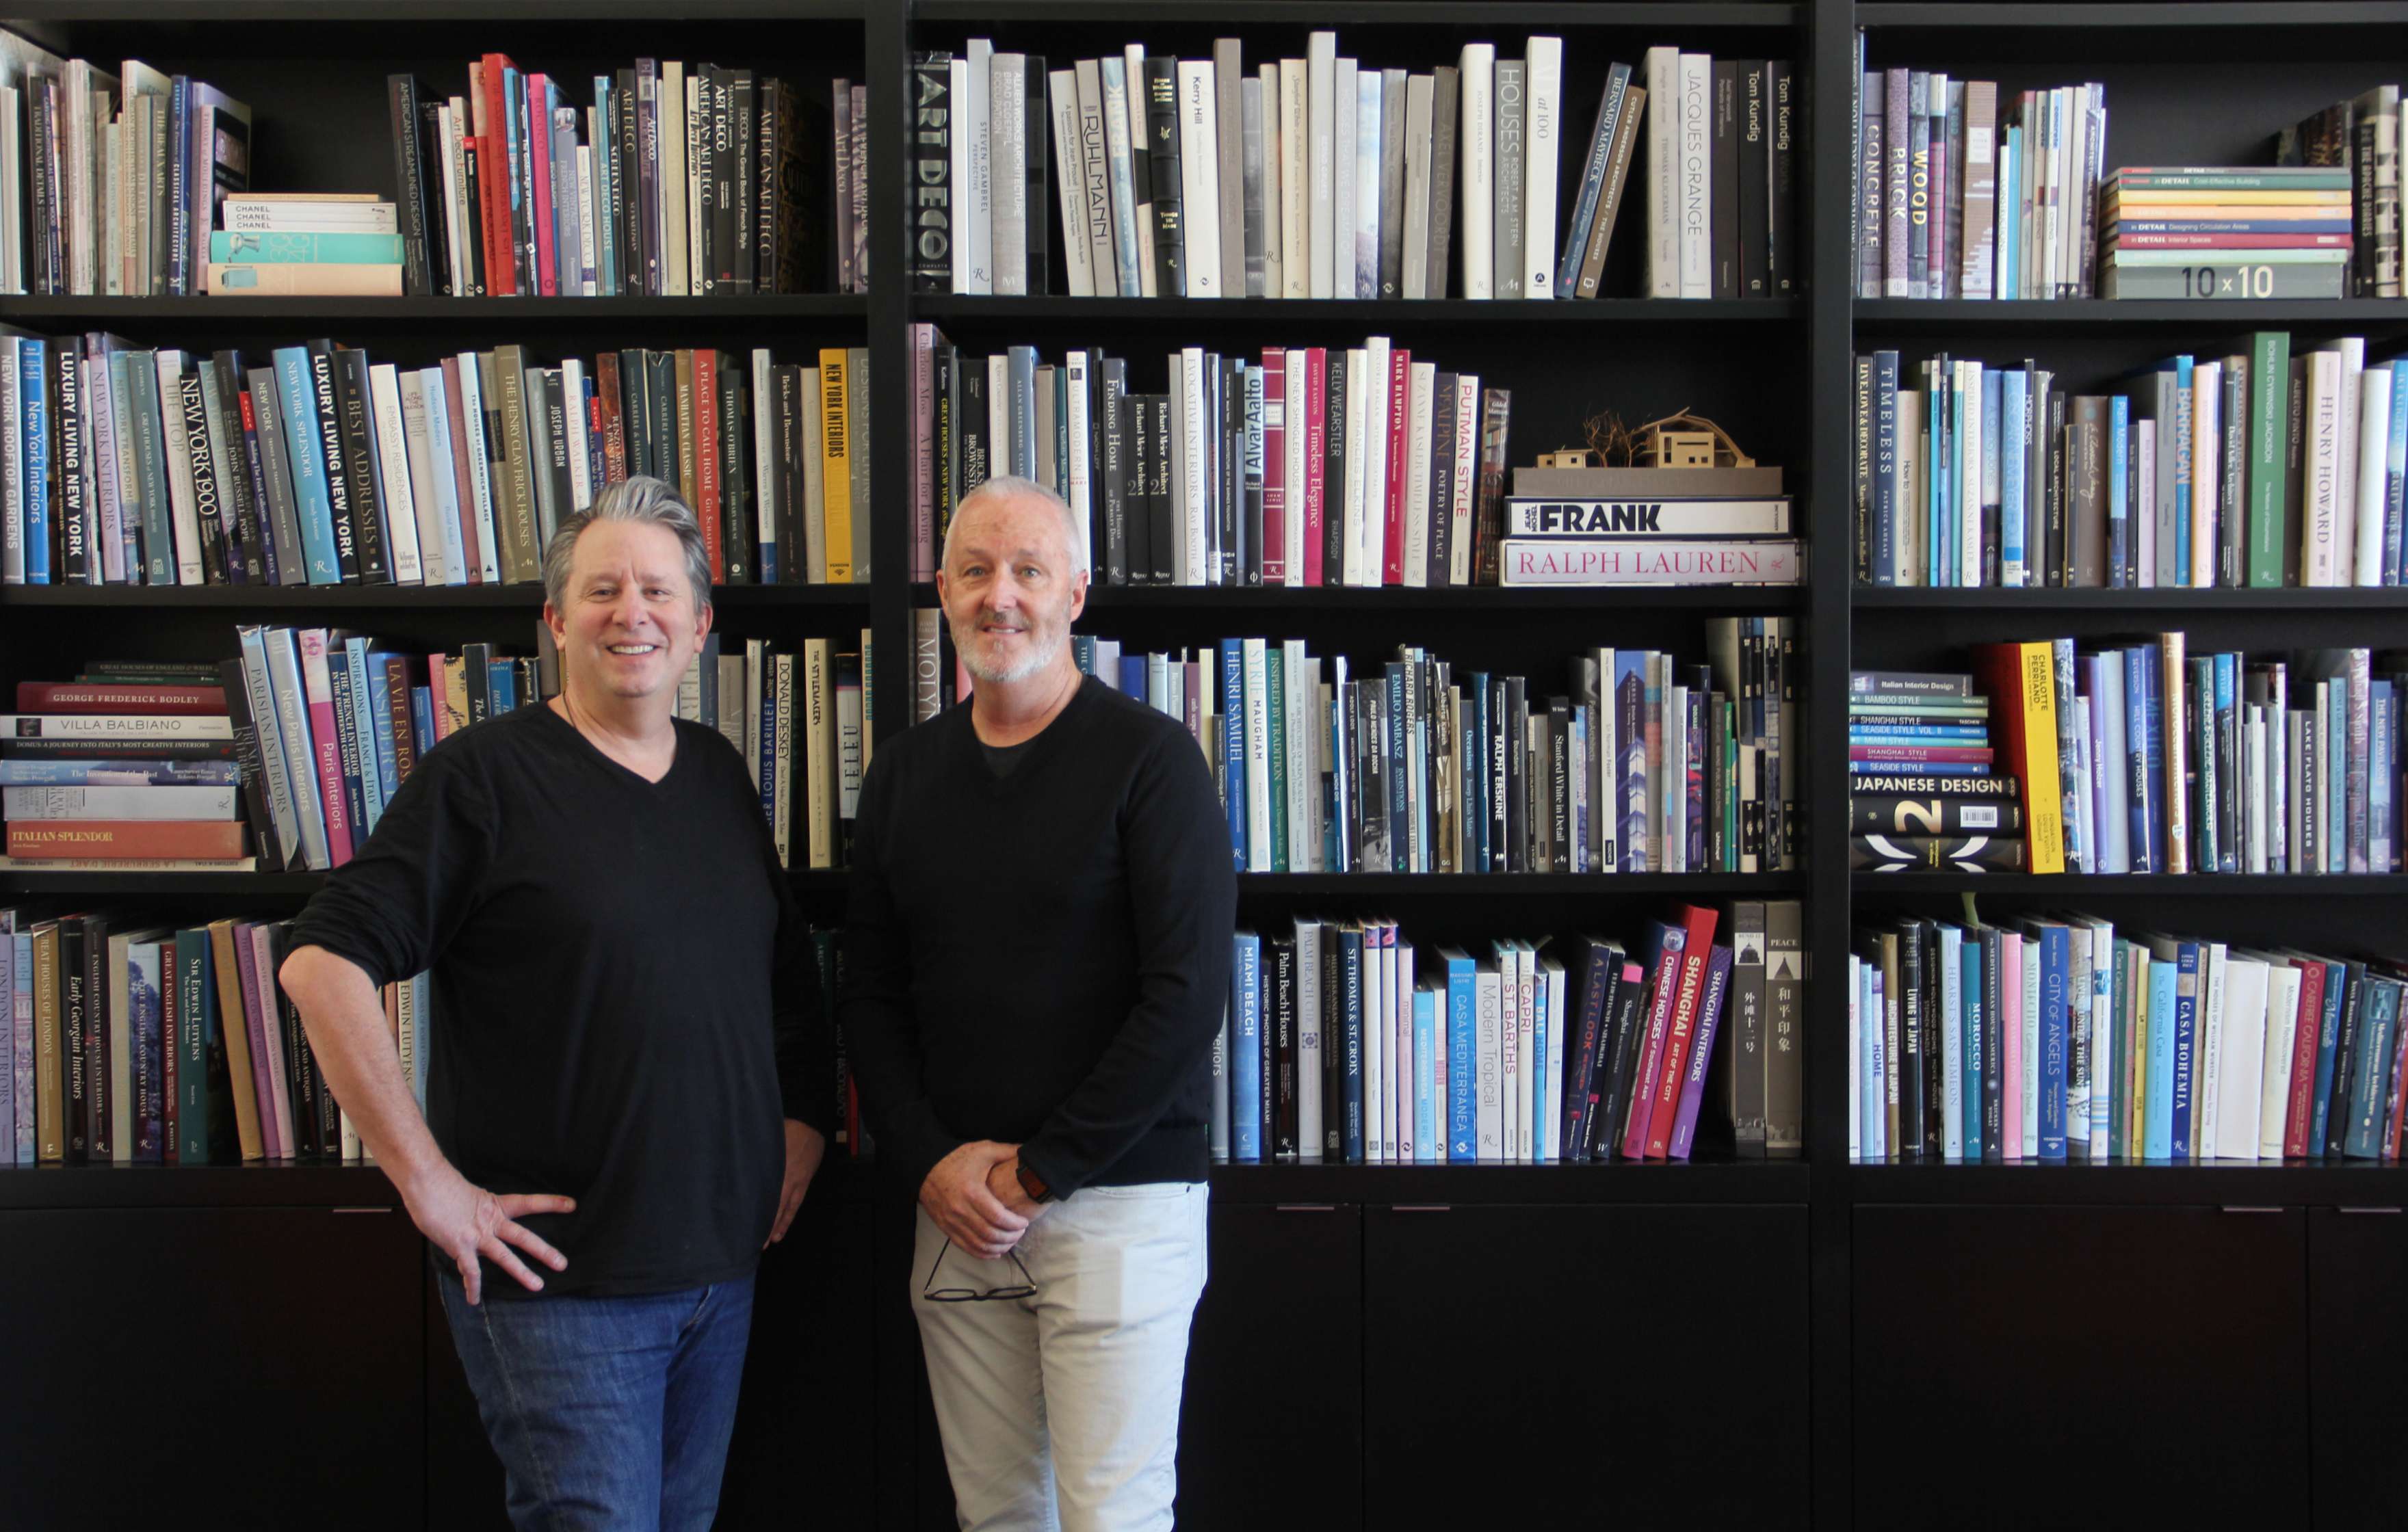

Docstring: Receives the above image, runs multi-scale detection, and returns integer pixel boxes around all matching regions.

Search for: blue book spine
[2169,942,2200,1159]
[345,639,388,834]
[1960,934,1983,1163]
[410,687,435,760]
[1446,954,1477,1161]
[2141,648,2167,870]
[2145,959,2177,1159]
[272,347,344,584]
[1118,655,1146,697]
[489,660,517,714]
[2038,924,2069,1161]
[2310,960,2348,1151]
[1863,965,1885,1157]
[2387,358,2408,586]
[2108,395,2130,585]
[1870,350,1898,585]
[2214,653,2238,873]
[2000,370,2027,584]
[592,77,618,295]
[2171,356,2194,583]
[368,655,404,818]
[1939,923,1964,1159]
[1231,932,1261,1162]
[2373,679,2396,872]
[2000,126,2021,298]
[1413,987,1437,1163]
[2344,978,2400,1158]
[19,340,49,583]
[1340,927,1365,1164]
[1219,639,1246,869]
[1927,379,1946,586]
[1980,370,2002,584]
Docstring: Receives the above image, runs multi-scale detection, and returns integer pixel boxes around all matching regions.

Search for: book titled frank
[1506,497,1792,536]
[1499,538,1800,585]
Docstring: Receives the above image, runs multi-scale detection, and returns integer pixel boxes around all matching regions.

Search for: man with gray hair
[282,475,835,1530]
[844,475,1234,1530]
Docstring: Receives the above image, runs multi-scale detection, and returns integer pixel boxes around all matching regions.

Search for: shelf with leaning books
[1853,588,2408,611]
[1205,1157,1813,1204]
[0,583,876,609]
[913,296,1803,326]
[1855,300,2408,332]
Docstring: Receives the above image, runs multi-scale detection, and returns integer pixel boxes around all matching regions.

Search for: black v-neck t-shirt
[288,702,835,1297]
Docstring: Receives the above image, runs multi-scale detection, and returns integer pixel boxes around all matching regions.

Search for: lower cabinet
[2308,1204,2408,1525]
[1361,1203,1810,1529]
[1853,1204,2309,1529]
[0,1206,426,1531]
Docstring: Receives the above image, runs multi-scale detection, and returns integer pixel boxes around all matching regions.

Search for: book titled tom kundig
[1499,537,1801,585]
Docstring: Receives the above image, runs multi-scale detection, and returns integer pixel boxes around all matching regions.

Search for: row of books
[2096,168,2354,303]
[909,35,1796,304]
[2275,86,2403,298]
[0,37,250,298]
[1963,638,2407,880]
[670,635,872,872]
[2,664,248,866]
[1215,900,1803,1163]
[908,330,1508,586]
[0,907,420,1165]
[1853,335,2408,590]
[1066,622,1797,877]
[1847,670,2024,873]
[202,196,407,298]
[1852,914,2407,1163]
[386,58,863,299]
[0,331,873,589]
[1851,64,2107,301]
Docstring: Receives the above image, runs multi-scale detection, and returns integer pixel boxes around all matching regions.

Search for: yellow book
[440,657,471,737]
[32,922,62,1161]
[1972,641,2064,874]
[207,918,265,1161]
[820,347,854,583]
[803,637,833,870]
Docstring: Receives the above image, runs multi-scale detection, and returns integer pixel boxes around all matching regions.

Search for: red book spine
[1302,347,1327,586]
[1382,347,1411,585]
[479,55,518,297]
[1645,904,1722,1159]
[2284,960,2328,1157]
[527,73,558,296]
[1261,348,1286,585]
[7,821,247,859]
[1619,926,1690,1159]
[2111,232,2354,249]
[16,683,227,714]
[296,629,354,867]
[598,356,627,484]
[695,350,723,581]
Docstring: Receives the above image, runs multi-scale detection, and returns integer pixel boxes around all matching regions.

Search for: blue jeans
[436,1267,756,1532]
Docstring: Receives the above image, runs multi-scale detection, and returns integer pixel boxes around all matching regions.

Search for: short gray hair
[944,474,1089,576]
[542,475,714,616]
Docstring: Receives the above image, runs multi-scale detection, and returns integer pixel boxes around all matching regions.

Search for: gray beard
[958,618,1068,685]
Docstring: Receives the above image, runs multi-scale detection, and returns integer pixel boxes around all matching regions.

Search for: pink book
[246,923,295,1159]
[527,75,558,296]
[1646,904,1721,1159]
[1261,349,1286,585]
[1668,945,1736,1161]
[2001,929,2024,1160]
[296,629,354,866]
[1619,919,1690,1160]
[229,921,283,1159]
[911,324,936,581]
[1381,347,1411,585]
[1301,347,1328,586]
[1389,929,1409,1162]
[440,357,484,582]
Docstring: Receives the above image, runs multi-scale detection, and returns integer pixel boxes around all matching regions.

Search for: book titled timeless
[1499,538,1801,585]
[1504,497,1792,536]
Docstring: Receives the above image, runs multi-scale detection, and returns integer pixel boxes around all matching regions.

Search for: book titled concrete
[1497,537,1801,585]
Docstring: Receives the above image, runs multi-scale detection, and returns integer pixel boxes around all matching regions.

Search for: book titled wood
[1506,497,1792,536]
[15,683,226,715]
[3,785,241,820]
[206,263,406,297]
[1498,538,1800,585]
[7,821,248,859]
[1850,834,2028,871]
[2100,263,2346,300]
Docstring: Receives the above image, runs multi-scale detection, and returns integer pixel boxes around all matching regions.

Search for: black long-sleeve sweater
[840,676,1236,1196]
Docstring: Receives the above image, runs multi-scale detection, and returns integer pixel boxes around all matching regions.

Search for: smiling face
[542,518,712,709]
[936,488,1088,687]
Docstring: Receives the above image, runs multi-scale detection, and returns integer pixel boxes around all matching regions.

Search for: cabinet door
[2309,1205,2408,1524]
[1854,1205,2307,1528]
[1363,1204,1809,1528]
[0,1207,423,1530]
[716,1200,879,1527]
[1177,1202,1363,1530]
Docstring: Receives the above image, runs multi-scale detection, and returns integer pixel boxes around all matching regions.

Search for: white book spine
[991,56,1027,296]
[1281,60,1310,300]
[1259,62,1283,300]
[1401,73,1432,301]
[2195,943,2227,1159]
[1476,966,1502,1159]
[3,784,240,819]
[1403,361,1436,586]
[1166,358,1188,585]
[367,364,423,585]
[395,371,449,586]
[950,57,973,293]
[1101,57,1144,298]
[1243,637,1271,871]
[748,352,776,574]
[155,353,204,585]
[2219,957,2270,1161]
[1645,47,1681,298]
[1677,53,1711,299]
[452,354,502,583]
[1048,68,1095,298]
[2356,364,2392,585]
[1179,61,1222,298]
[2193,360,2221,589]
[1357,339,1392,585]
[1307,35,1336,300]
[1296,923,1323,1152]
[575,144,597,295]
[90,352,124,582]
[1282,351,1307,585]
[1458,44,1494,299]
[684,75,705,298]
[1353,72,1382,299]
[1064,349,1092,573]
[2304,350,2343,585]
[437,103,464,293]
[967,41,993,294]
[1124,45,1155,294]
[1523,38,1562,298]
[1332,57,1359,300]
[1181,347,1209,582]
[1450,373,1479,585]
[2258,966,2300,1160]
[1075,60,1121,295]
[415,367,469,585]
[661,62,690,296]
[560,356,591,516]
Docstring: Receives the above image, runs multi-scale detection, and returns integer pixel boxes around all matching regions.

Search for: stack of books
[1502,462,1799,587]
[0,36,251,297]
[910,35,1795,302]
[1853,916,2407,1164]
[1053,623,1798,875]
[1219,900,1805,1164]
[207,194,404,296]
[2099,167,2354,301]
[0,668,248,869]
[0,332,872,589]
[2275,85,2400,298]
[1848,668,2026,873]
[387,59,863,298]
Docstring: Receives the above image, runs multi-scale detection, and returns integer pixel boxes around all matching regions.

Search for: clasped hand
[921,1139,1045,1260]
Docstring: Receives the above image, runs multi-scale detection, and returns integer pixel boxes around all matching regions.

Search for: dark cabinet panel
[2309,1206,2408,1526]
[1363,1204,1809,1529]
[0,1207,423,1531]
[717,1200,879,1527]
[425,1251,510,1530]
[1178,1202,1363,1531]
[1854,1206,2307,1530]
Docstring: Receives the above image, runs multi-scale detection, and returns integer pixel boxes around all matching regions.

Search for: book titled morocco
[7,821,248,860]
[1499,538,1800,585]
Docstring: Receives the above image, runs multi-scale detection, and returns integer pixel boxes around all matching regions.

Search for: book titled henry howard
[1500,538,1801,585]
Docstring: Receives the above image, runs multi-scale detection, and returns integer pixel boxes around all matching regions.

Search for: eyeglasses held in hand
[921,1238,1038,1303]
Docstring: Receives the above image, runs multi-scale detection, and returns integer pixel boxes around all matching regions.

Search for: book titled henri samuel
[1500,538,1801,585]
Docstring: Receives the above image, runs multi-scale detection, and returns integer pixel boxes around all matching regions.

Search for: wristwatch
[1015,1162,1055,1204]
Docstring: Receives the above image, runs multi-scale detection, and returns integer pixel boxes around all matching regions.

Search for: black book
[1216,355,1238,585]
[1563,938,1621,1161]
[462,642,494,726]
[933,340,958,550]
[908,52,954,292]
[1144,57,1185,298]
[1025,57,1049,294]
[1322,350,1348,585]
[1426,373,1456,587]
[179,368,228,585]
[1503,676,1529,873]
[1486,674,1509,873]
[333,348,391,583]
[1597,953,1652,1159]
[1712,60,1740,300]
[60,914,90,1163]
[645,351,677,484]
[958,358,990,507]
[53,339,89,583]
[83,912,112,1161]
[1549,696,1571,871]
[773,364,804,583]
[1147,393,1177,585]
[2325,962,2366,1160]
[1123,387,1151,587]
[460,133,487,296]
[415,94,452,296]
[1099,356,1129,587]
[2043,389,2069,586]
[386,75,436,296]
[209,352,266,583]
[731,70,757,293]
[1385,662,1411,867]
[303,341,363,583]
[1271,936,1297,1158]
[216,656,286,873]
[244,365,306,585]
[719,352,751,583]
[1739,62,1771,298]
[1378,70,1406,298]
[1896,917,1927,1159]
[1768,60,1797,295]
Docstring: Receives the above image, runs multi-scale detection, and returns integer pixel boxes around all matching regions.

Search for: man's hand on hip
[404,1163,575,1306]
[920,1140,1030,1259]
